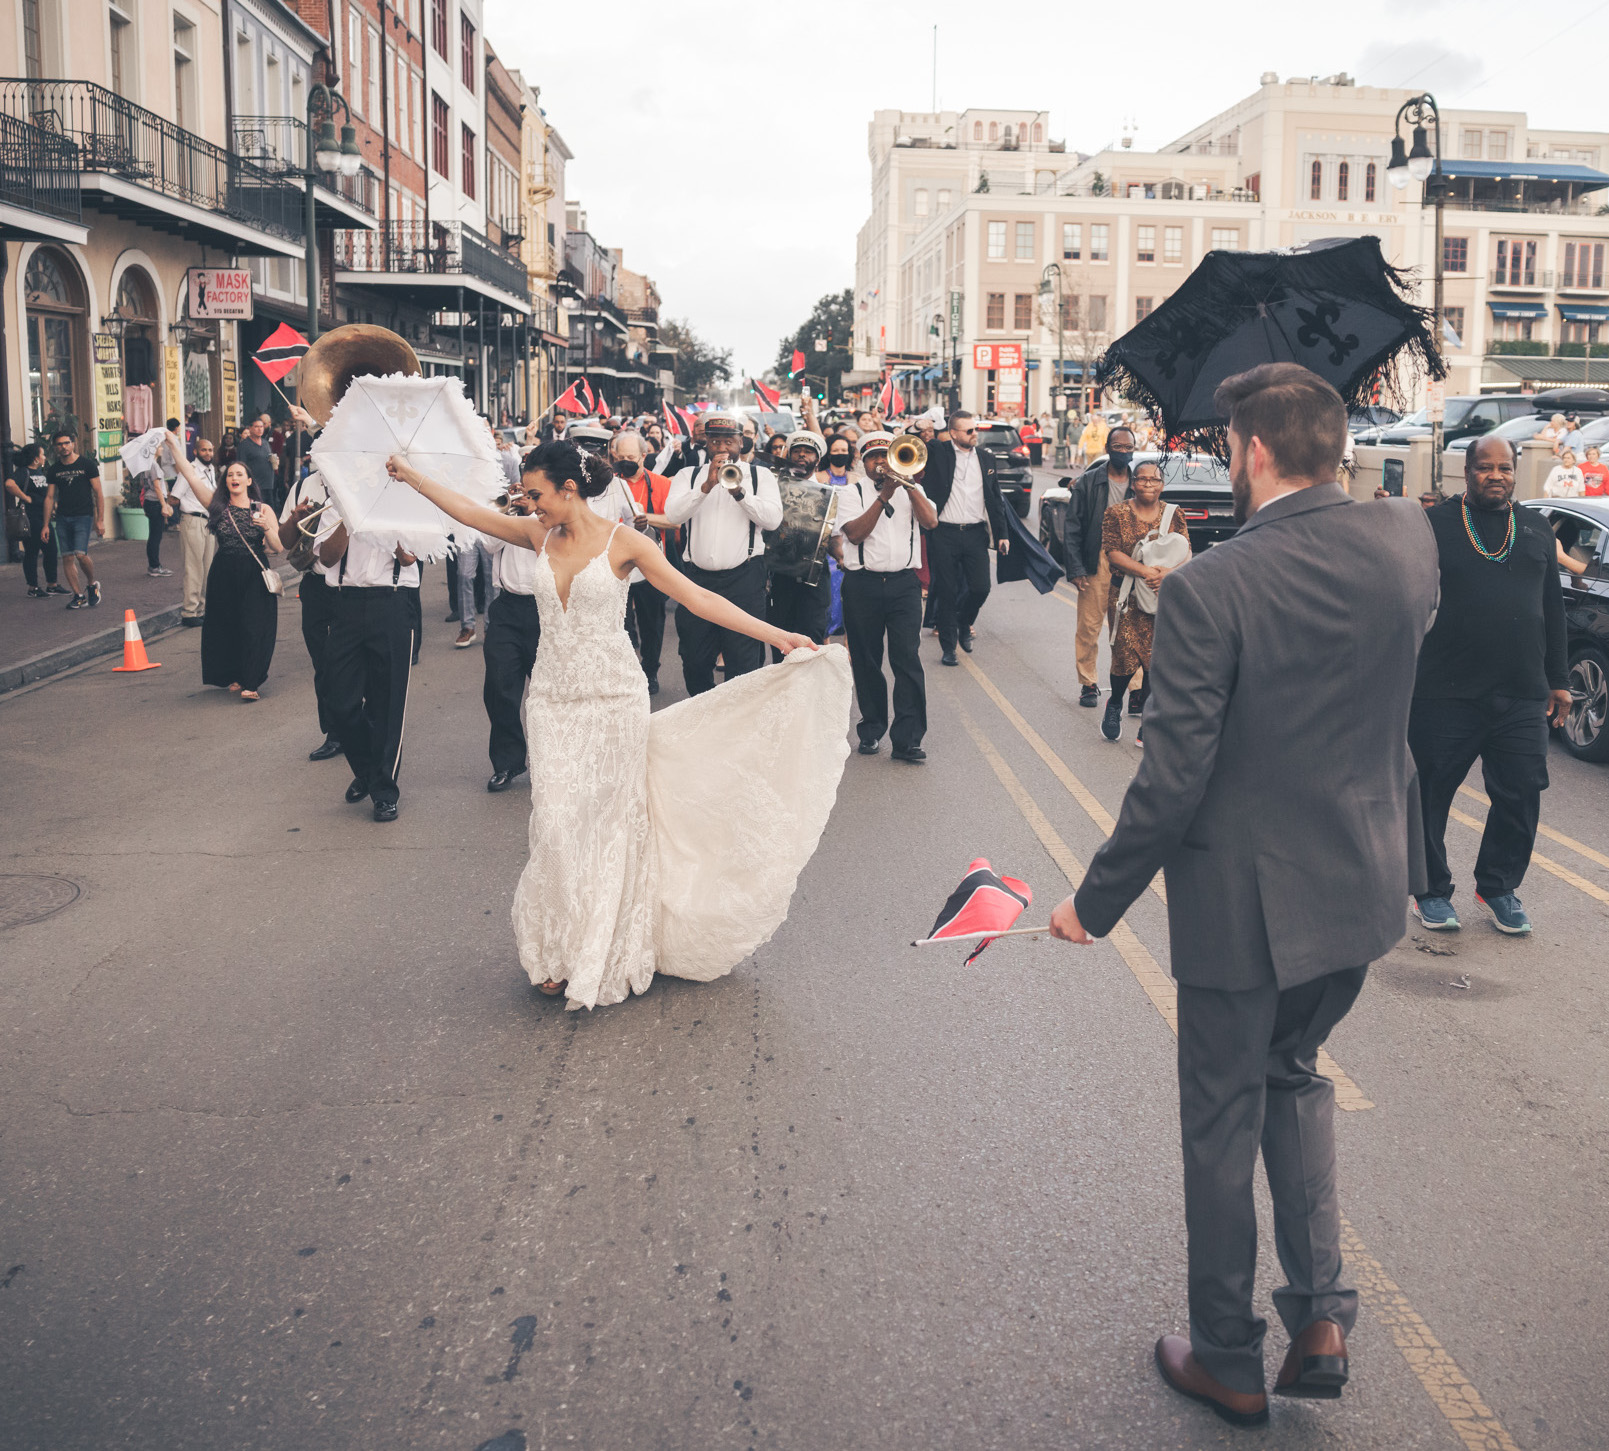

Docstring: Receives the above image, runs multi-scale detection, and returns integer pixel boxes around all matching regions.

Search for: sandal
[228,682,241,692]
[536,978,567,997]
[240,690,260,702]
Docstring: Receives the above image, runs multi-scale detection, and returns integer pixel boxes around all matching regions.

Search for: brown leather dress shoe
[1154,1334,1269,1427]
[1275,1318,1348,1399]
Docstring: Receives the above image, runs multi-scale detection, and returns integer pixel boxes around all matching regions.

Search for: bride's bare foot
[537,977,566,997]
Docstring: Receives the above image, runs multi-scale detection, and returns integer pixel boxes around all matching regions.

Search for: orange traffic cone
[112,608,161,672]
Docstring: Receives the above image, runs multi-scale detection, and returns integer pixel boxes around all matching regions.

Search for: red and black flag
[751,377,781,412]
[662,401,684,437]
[878,372,905,418]
[916,859,1033,965]
[252,323,310,384]
[790,349,806,377]
[554,378,596,415]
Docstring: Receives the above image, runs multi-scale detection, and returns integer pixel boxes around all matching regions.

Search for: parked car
[1522,498,1609,761]
[1037,450,1234,567]
[1353,394,1539,447]
[975,421,1033,517]
[1348,405,1401,432]
[1443,412,1552,455]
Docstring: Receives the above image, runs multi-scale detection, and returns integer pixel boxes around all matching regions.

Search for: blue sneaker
[1476,892,1531,935]
[1411,896,1460,931]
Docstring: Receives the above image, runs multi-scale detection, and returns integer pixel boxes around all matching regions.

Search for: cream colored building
[858,77,1609,420]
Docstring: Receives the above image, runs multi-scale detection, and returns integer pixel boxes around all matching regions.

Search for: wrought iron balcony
[0,79,300,246]
[335,220,530,304]
[231,115,377,217]
[0,109,81,225]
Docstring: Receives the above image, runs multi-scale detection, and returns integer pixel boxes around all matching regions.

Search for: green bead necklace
[1461,496,1514,563]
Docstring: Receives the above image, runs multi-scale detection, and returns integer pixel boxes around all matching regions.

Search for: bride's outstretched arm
[626,534,818,656]
[387,455,544,549]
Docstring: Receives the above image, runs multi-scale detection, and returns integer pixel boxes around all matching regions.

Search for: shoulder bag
[1115,502,1191,615]
[227,506,284,596]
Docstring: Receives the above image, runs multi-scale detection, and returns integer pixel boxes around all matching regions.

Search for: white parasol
[310,374,504,559]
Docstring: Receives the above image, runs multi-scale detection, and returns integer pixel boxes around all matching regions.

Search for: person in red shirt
[1019,417,1044,467]
[1580,444,1607,496]
[611,430,675,694]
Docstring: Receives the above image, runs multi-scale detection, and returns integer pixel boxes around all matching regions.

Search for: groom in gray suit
[1051,363,1439,1426]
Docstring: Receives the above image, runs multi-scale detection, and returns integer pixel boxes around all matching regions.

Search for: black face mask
[828,454,850,470]
[1107,447,1133,472]
[740,437,754,455]
[613,459,640,478]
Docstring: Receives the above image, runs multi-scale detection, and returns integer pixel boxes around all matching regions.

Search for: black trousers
[327,587,416,806]
[626,579,665,677]
[143,499,167,568]
[928,521,992,653]
[767,570,830,663]
[677,556,767,695]
[841,569,926,750]
[1409,693,1549,901]
[298,570,340,737]
[22,508,57,587]
[483,590,541,773]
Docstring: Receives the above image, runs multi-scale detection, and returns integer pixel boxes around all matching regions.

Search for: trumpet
[493,491,530,516]
[718,462,747,493]
[887,435,927,480]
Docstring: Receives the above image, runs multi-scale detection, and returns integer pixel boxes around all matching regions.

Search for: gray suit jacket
[1073,483,1439,991]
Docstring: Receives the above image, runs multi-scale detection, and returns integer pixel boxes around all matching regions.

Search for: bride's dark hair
[523,440,613,499]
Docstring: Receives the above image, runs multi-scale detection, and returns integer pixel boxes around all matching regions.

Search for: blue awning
[1437,159,1609,190]
[1559,303,1609,322]
[1489,301,1548,319]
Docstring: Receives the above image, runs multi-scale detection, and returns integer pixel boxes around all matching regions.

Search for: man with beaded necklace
[1409,435,1571,936]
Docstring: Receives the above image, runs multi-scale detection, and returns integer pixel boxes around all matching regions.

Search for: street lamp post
[1387,92,1446,495]
[304,84,363,344]
[1040,262,1067,466]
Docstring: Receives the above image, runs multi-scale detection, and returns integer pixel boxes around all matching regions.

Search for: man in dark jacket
[922,410,1010,666]
[1063,425,1135,706]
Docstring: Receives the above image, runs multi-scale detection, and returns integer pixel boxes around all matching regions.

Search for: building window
[24,248,85,439]
[1136,225,1156,263]
[1163,226,1183,264]
[1337,160,1349,202]
[985,292,1005,329]
[988,121,998,142]
[1032,122,1043,143]
[431,92,449,176]
[1015,221,1035,260]
[1088,295,1107,332]
[172,15,196,130]
[1062,223,1081,260]
[1060,296,1079,331]
[914,188,929,217]
[1488,131,1508,161]
[1210,228,1240,251]
[1443,306,1465,347]
[1442,236,1468,273]
[1365,162,1376,202]
[410,70,423,157]
[430,0,447,57]
[973,121,982,141]
[348,5,363,108]
[1562,242,1606,288]
[1495,238,1537,286]
[23,0,43,79]
[937,188,951,209]
[1494,316,1533,343]
[1462,129,1482,159]
[368,26,382,123]
[987,221,1006,259]
[1136,297,1154,322]
[460,12,476,91]
[1090,224,1109,262]
[461,123,476,198]
[108,1,132,98]
[1014,293,1034,330]
[1310,159,1322,200]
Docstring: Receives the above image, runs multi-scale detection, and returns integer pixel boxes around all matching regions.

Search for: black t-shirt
[1414,496,1568,701]
[11,466,49,511]
[48,459,99,516]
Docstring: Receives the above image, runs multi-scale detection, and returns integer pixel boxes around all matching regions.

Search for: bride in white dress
[387,442,852,1010]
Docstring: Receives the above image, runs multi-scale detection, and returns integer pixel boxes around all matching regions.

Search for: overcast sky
[485,0,1608,382]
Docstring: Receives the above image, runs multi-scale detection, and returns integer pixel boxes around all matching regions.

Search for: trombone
[887,435,927,480]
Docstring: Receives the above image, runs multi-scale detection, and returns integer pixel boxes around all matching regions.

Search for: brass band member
[766,429,831,661]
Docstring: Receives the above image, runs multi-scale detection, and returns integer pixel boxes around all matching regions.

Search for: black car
[975,422,1033,517]
[1521,498,1609,761]
[1354,393,1539,447]
[1036,450,1234,567]
[1349,405,1401,432]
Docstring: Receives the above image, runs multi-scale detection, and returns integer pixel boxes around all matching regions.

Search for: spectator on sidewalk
[1077,411,1110,466]
[42,429,103,611]
[1581,444,1608,496]
[142,418,180,577]
[1409,436,1571,937]
[7,443,65,598]
[1542,448,1585,498]
[171,437,218,624]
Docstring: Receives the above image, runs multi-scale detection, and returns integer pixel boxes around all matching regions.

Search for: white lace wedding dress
[511,527,852,1010]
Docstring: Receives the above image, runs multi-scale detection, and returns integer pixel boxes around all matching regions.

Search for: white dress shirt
[485,535,543,594]
[938,445,986,525]
[662,462,784,570]
[280,471,332,576]
[326,505,421,589]
[833,478,928,573]
[172,461,214,517]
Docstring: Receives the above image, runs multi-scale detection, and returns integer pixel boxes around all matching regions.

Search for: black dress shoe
[181,615,204,627]
[857,739,881,755]
[645,673,660,696]
[1079,684,1100,707]
[940,651,958,667]
[345,779,369,803]
[308,736,343,761]
[372,799,398,822]
[958,628,974,654]
[891,745,927,763]
[487,767,526,792]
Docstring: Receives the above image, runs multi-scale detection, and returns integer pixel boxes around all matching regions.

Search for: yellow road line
[1449,808,1609,908]
[947,685,1517,1448]
[1457,784,1609,875]
[956,653,1369,1110]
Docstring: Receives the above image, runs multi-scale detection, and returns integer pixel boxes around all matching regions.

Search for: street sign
[1426,380,1445,423]
[972,343,1024,370]
[162,345,183,423]
[949,289,962,340]
[186,268,254,319]
[814,338,827,352]
[93,335,124,461]
[222,358,239,428]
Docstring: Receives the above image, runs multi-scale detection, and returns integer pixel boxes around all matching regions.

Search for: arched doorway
[24,247,88,442]
[114,266,161,433]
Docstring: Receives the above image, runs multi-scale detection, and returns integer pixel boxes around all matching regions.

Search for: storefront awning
[1439,159,1609,190]
[1558,303,1609,322]
[1488,302,1548,319]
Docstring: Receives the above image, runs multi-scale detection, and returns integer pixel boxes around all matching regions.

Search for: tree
[775,288,853,403]
[659,317,732,398]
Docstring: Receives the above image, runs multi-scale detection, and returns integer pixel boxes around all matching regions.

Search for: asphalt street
[2,475,1607,1450]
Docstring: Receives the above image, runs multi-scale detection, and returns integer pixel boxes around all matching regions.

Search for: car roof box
[1535,387,1609,411]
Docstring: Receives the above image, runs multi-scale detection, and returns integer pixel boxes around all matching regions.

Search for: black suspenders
[851,481,917,572]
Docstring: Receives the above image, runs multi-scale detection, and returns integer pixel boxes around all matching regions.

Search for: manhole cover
[0,875,82,930]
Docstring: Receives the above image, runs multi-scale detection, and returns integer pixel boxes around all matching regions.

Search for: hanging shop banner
[972,343,1023,370]
[221,358,239,429]
[162,345,183,423]
[186,268,254,320]
[93,334,124,461]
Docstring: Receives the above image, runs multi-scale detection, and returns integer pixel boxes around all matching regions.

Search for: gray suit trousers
[1177,967,1366,1394]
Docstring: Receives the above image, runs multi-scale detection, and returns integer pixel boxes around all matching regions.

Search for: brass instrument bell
[887,435,927,480]
[298,323,422,426]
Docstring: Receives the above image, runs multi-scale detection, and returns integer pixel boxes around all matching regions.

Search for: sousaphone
[298,323,421,426]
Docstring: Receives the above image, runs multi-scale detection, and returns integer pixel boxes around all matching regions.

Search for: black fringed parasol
[1095,236,1445,455]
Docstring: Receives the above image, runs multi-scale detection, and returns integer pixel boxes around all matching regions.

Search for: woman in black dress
[167,431,283,700]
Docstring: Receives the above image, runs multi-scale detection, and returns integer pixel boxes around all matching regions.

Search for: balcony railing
[1,79,299,240]
[1490,269,1555,288]
[0,109,81,223]
[231,115,377,216]
[336,220,530,302]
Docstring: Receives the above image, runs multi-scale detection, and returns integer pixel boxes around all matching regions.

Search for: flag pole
[910,924,1053,947]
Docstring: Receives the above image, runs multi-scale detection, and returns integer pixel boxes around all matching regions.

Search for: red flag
[597,392,611,419]
[252,323,310,384]
[751,377,781,411]
[662,401,684,437]
[790,349,806,377]
[674,405,695,436]
[878,373,905,418]
[553,381,588,414]
[921,859,1032,965]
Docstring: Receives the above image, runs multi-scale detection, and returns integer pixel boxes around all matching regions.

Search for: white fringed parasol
[310,374,504,559]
